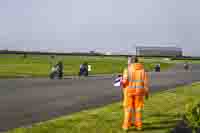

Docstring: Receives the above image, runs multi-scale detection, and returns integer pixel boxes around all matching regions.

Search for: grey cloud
[0,0,200,56]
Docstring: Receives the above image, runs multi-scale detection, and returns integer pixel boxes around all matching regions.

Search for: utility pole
[131,43,137,57]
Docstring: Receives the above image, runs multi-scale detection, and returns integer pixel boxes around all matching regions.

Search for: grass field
[7,83,200,133]
[0,54,173,78]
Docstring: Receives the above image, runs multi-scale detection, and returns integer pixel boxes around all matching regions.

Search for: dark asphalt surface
[0,64,200,132]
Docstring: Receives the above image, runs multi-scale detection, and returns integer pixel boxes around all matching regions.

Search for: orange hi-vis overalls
[121,63,149,130]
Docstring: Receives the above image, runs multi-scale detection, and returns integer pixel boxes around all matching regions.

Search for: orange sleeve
[144,71,149,94]
[121,68,129,88]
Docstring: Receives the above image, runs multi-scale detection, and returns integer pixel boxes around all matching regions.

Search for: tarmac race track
[0,64,200,131]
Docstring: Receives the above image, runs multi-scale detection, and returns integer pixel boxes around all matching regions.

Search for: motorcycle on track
[49,65,60,79]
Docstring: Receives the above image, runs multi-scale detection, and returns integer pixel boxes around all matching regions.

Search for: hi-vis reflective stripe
[135,108,143,112]
[126,108,135,113]
[128,86,144,89]
[134,118,143,122]
[129,80,144,83]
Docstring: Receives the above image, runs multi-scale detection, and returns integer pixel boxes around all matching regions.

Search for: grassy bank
[7,83,200,133]
[0,54,172,78]
[184,101,200,131]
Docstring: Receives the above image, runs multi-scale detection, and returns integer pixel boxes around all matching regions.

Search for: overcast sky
[0,0,200,56]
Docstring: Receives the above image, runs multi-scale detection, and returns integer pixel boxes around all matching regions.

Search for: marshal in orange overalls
[121,63,149,131]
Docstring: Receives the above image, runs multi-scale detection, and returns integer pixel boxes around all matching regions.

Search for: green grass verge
[7,83,200,133]
[174,60,200,64]
[184,101,200,130]
[0,54,173,78]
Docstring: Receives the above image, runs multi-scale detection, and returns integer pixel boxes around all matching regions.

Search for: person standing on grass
[155,64,161,72]
[121,56,149,131]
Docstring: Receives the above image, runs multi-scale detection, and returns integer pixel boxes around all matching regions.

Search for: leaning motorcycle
[49,66,59,79]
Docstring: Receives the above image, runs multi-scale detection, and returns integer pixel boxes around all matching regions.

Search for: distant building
[89,51,95,54]
[136,46,183,57]
[105,52,112,55]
